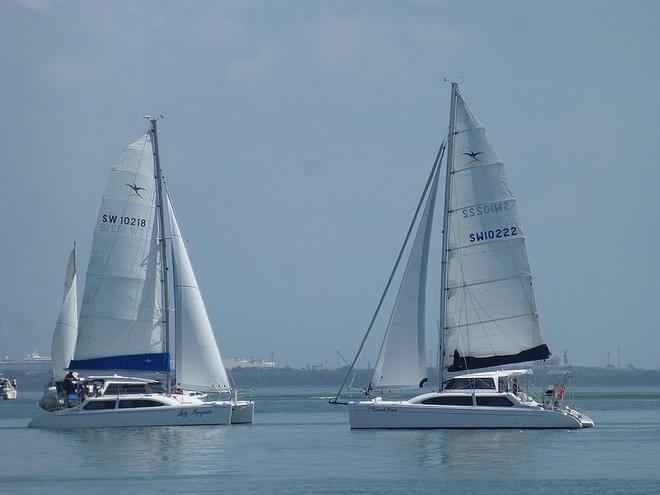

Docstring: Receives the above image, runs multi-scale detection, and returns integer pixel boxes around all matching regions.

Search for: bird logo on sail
[463,151,484,164]
[126,183,146,198]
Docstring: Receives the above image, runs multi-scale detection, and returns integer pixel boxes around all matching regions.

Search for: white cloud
[42,55,88,86]
[226,48,277,83]
[17,0,51,12]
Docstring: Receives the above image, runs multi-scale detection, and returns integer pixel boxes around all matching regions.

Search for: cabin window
[475,396,514,407]
[145,382,165,394]
[445,378,496,390]
[118,399,164,408]
[104,384,149,395]
[421,396,473,406]
[83,400,116,410]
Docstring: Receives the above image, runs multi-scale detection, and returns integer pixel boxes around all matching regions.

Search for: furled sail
[443,93,549,372]
[168,195,230,392]
[51,246,78,381]
[70,134,168,372]
[370,165,440,389]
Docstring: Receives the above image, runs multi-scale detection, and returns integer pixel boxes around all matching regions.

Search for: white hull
[29,401,232,429]
[348,400,594,429]
[231,401,255,424]
[2,389,17,400]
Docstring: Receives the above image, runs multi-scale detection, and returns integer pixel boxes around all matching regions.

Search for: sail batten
[442,92,549,372]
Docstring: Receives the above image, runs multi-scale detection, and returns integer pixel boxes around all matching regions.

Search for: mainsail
[70,135,168,372]
[370,165,440,389]
[168,195,230,392]
[51,246,78,381]
[442,93,549,372]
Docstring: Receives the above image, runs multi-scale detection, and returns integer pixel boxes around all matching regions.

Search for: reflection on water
[1,386,660,494]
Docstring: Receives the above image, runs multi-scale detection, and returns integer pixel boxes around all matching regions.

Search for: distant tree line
[7,365,660,391]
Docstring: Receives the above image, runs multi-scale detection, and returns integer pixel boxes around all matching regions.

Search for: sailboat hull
[348,400,593,429]
[230,401,255,424]
[2,390,17,400]
[28,401,232,429]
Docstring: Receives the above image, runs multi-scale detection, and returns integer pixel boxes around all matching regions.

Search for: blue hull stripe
[69,353,170,372]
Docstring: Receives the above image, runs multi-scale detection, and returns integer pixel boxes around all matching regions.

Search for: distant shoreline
[229,365,660,388]
[5,365,660,391]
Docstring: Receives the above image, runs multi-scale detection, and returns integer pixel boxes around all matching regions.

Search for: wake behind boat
[332,83,593,429]
[30,117,253,429]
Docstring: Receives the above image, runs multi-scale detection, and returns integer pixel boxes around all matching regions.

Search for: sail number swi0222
[469,226,518,243]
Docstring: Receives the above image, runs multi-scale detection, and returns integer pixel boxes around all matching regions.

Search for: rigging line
[330,138,446,404]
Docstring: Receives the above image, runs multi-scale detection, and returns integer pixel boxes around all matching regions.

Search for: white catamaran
[30,117,254,428]
[331,83,593,429]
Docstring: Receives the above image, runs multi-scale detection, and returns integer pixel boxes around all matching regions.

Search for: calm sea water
[1,385,659,494]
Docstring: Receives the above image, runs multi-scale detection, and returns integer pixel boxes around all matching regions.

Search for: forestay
[70,135,168,372]
[51,246,78,381]
[169,195,230,392]
[443,94,549,372]
[371,164,440,389]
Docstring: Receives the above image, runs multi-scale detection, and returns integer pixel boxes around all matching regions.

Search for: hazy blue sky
[1,0,658,369]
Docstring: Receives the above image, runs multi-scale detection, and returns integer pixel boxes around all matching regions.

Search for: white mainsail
[370,165,440,389]
[442,93,549,372]
[168,195,230,392]
[51,246,78,381]
[71,134,167,372]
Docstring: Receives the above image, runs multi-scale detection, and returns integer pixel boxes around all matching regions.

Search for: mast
[438,82,458,390]
[147,115,171,395]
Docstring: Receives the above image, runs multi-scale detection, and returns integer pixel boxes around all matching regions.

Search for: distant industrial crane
[336,351,350,369]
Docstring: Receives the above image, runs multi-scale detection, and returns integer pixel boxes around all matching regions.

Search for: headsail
[442,93,549,372]
[70,134,168,372]
[51,246,78,380]
[168,194,230,392]
[370,164,440,389]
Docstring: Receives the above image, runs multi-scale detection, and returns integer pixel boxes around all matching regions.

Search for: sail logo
[463,151,484,164]
[125,183,146,198]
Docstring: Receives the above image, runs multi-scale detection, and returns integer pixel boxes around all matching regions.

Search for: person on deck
[63,371,77,407]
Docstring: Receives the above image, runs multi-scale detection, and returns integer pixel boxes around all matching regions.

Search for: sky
[0,0,659,369]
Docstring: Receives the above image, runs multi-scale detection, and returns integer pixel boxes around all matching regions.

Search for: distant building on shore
[224,357,276,369]
[0,353,51,374]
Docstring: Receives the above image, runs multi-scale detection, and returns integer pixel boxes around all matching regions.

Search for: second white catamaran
[331,83,593,429]
[30,117,253,428]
